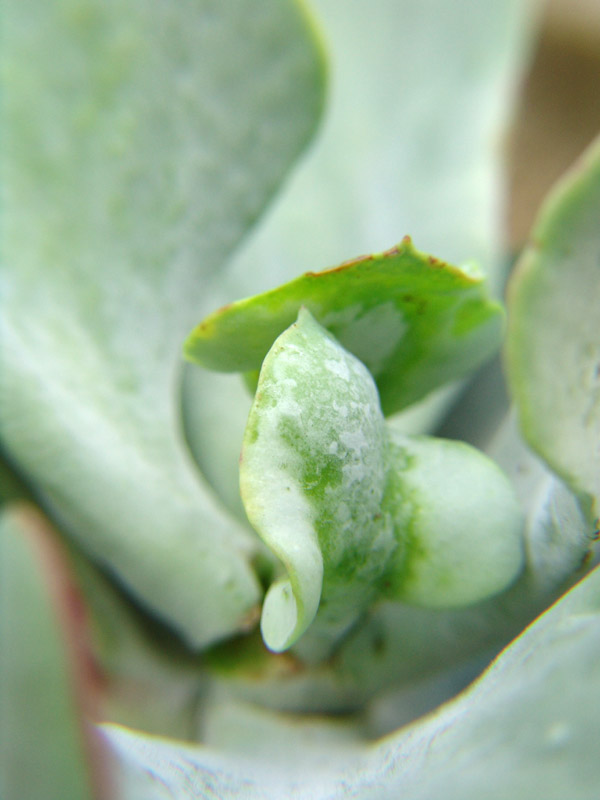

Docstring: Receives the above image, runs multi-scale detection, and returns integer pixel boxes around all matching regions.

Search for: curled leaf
[240,310,524,654]
[240,309,394,652]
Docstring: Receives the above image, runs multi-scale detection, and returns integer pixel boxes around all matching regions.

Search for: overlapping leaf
[1,0,325,647]
[181,0,538,520]
[239,310,523,655]
[102,562,600,799]
[185,238,504,416]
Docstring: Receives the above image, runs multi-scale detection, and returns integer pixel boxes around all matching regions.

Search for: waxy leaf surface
[186,239,504,416]
[102,562,600,799]
[507,135,600,521]
[240,309,395,653]
[240,310,523,655]
[0,0,324,647]
[181,0,538,527]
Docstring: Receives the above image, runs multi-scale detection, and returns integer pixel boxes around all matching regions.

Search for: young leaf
[1,0,324,647]
[240,309,394,653]
[185,238,504,416]
[240,310,523,655]
[180,0,539,517]
[382,430,525,608]
[506,135,600,522]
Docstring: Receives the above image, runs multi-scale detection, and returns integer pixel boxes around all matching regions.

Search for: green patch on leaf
[382,430,525,608]
[240,310,524,655]
[239,309,394,654]
[185,238,504,416]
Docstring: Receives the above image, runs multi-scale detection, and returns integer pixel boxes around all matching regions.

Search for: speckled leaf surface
[181,0,537,527]
[239,309,393,653]
[101,562,600,799]
[239,310,523,655]
[506,135,600,521]
[185,239,504,416]
[0,0,324,647]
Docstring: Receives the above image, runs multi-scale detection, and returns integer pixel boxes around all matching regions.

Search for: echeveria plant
[2,1,600,798]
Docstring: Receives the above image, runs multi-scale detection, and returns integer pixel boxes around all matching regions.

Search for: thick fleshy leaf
[506,135,600,522]
[181,0,537,522]
[1,0,324,646]
[240,309,393,653]
[240,310,523,655]
[0,504,111,800]
[487,412,595,594]
[382,429,525,608]
[198,414,592,716]
[185,238,504,416]
[102,563,600,799]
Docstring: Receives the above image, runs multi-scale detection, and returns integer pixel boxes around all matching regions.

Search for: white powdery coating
[240,365,323,651]
[240,309,394,650]
[324,357,351,381]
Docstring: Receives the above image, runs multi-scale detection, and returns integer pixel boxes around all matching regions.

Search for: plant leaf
[180,0,538,522]
[506,135,600,522]
[239,309,523,656]
[220,0,537,299]
[101,563,600,799]
[185,238,504,416]
[0,504,112,800]
[239,309,393,654]
[487,412,594,594]
[1,0,325,647]
[382,429,524,608]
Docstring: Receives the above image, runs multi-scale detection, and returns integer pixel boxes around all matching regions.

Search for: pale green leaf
[185,238,504,416]
[181,0,538,517]
[239,310,523,656]
[240,309,392,653]
[487,412,594,594]
[506,134,600,522]
[221,0,537,299]
[1,0,325,647]
[181,371,252,525]
[383,429,525,608]
[0,504,110,800]
[101,562,600,799]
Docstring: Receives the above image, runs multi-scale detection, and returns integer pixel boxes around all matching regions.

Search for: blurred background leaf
[1,0,325,647]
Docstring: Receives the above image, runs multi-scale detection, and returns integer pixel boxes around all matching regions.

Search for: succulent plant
[2,1,599,798]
